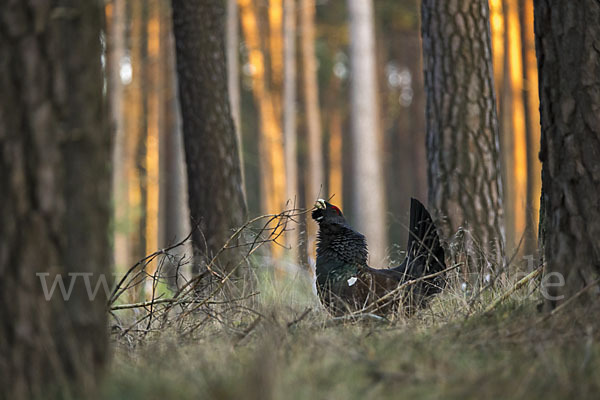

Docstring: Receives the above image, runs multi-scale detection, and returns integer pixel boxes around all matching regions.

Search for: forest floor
[103,264,600,400]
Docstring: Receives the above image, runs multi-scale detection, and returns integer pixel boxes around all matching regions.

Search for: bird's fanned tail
[394,198,446,298]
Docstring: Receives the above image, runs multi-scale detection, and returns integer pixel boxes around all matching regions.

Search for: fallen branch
[483,267,543,315]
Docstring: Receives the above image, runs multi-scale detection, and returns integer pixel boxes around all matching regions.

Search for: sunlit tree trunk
[489,0,505,100]
[284,0,299,262]
[143,0,161,297]
[239,0,287,259]
[300,0,324,263]
[158,0,190,290]
[121,0,147,300]
[137,0,150,268]
[519,0,541,257]
[0,0,111,397]
[534,0,600,308]
[347,0,387,267]
[107,0,129,272]
[171,0,247,273]
[421,0,505,275]
[502,0,528,258]
[269,0,284,110]
[328,103,344,210]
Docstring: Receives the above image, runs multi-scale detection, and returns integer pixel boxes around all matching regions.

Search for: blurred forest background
[4,0,600,398]
[106,0,539,282]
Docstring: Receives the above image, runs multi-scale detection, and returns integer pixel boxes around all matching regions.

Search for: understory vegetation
[104,243,600,400]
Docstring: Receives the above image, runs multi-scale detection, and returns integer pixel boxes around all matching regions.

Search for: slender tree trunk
[519,0,541,258]
[137,0,149,270]
[171,0,247,274]
[347,0,387,267]
[300,0,324,263]
[158,0,190,289]
[284,0,299,262]
[226,0,245,192]
[534,0,600,308]
[269,0,284,106]
[421,0,506,275]
[108,0,129,272]
[122,0,147,300]
[143,0,161,298]
[239,0,287,260]
[0,1,111,397]
[505,0,528,256]
[328,102,344,210]
[489,0,505,100]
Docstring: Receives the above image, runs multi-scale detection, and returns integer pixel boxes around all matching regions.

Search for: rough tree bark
[347,0,388,267]
[0,0,111,397]
[171,0,247,273]
[421,0,506,275]
[534,0,600,307]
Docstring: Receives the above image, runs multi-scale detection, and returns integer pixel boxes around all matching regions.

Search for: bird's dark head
[312,199,346,225]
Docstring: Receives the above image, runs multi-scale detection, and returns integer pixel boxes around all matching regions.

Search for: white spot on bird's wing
[347,277,357,286]
[316,216,323,221]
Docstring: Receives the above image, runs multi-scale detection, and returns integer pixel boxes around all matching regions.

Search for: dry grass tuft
[104,214,600,399]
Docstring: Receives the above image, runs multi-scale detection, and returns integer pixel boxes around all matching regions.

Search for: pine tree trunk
[347,0,388,267]
[171,0,247,274]
[534,0,600,308]
[226,0,245,191]
[239,0,287,261]
[519,0,541,258]
[300,0,324,263]
[421,0,506,275]
[108,0,129,272]
[0,1,111,397]
[284,0,299,262]
[158,0,190,290]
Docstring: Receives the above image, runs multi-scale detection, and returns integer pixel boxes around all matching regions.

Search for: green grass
[102,268,600,400]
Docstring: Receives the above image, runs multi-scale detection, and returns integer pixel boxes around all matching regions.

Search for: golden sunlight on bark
[145,6,161,298]
[301,0,324,264]
[521,0,541,243]
[489,0,505,97]
[239,0,287,258]
[124,0,144,301]
[328,108,343,210]
[506,0,528,240]
[269,0,284,89]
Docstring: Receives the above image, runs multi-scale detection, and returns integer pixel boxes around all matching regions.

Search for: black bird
[312,198,446,316]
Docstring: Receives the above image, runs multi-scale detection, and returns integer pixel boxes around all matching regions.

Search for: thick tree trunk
[0,1,111,397]
[534,0,600,308]
[171,0,247,274]
[421,0,506,275]
[347,0,388,267]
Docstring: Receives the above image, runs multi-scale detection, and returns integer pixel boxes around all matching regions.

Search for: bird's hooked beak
[315,199,326,210]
